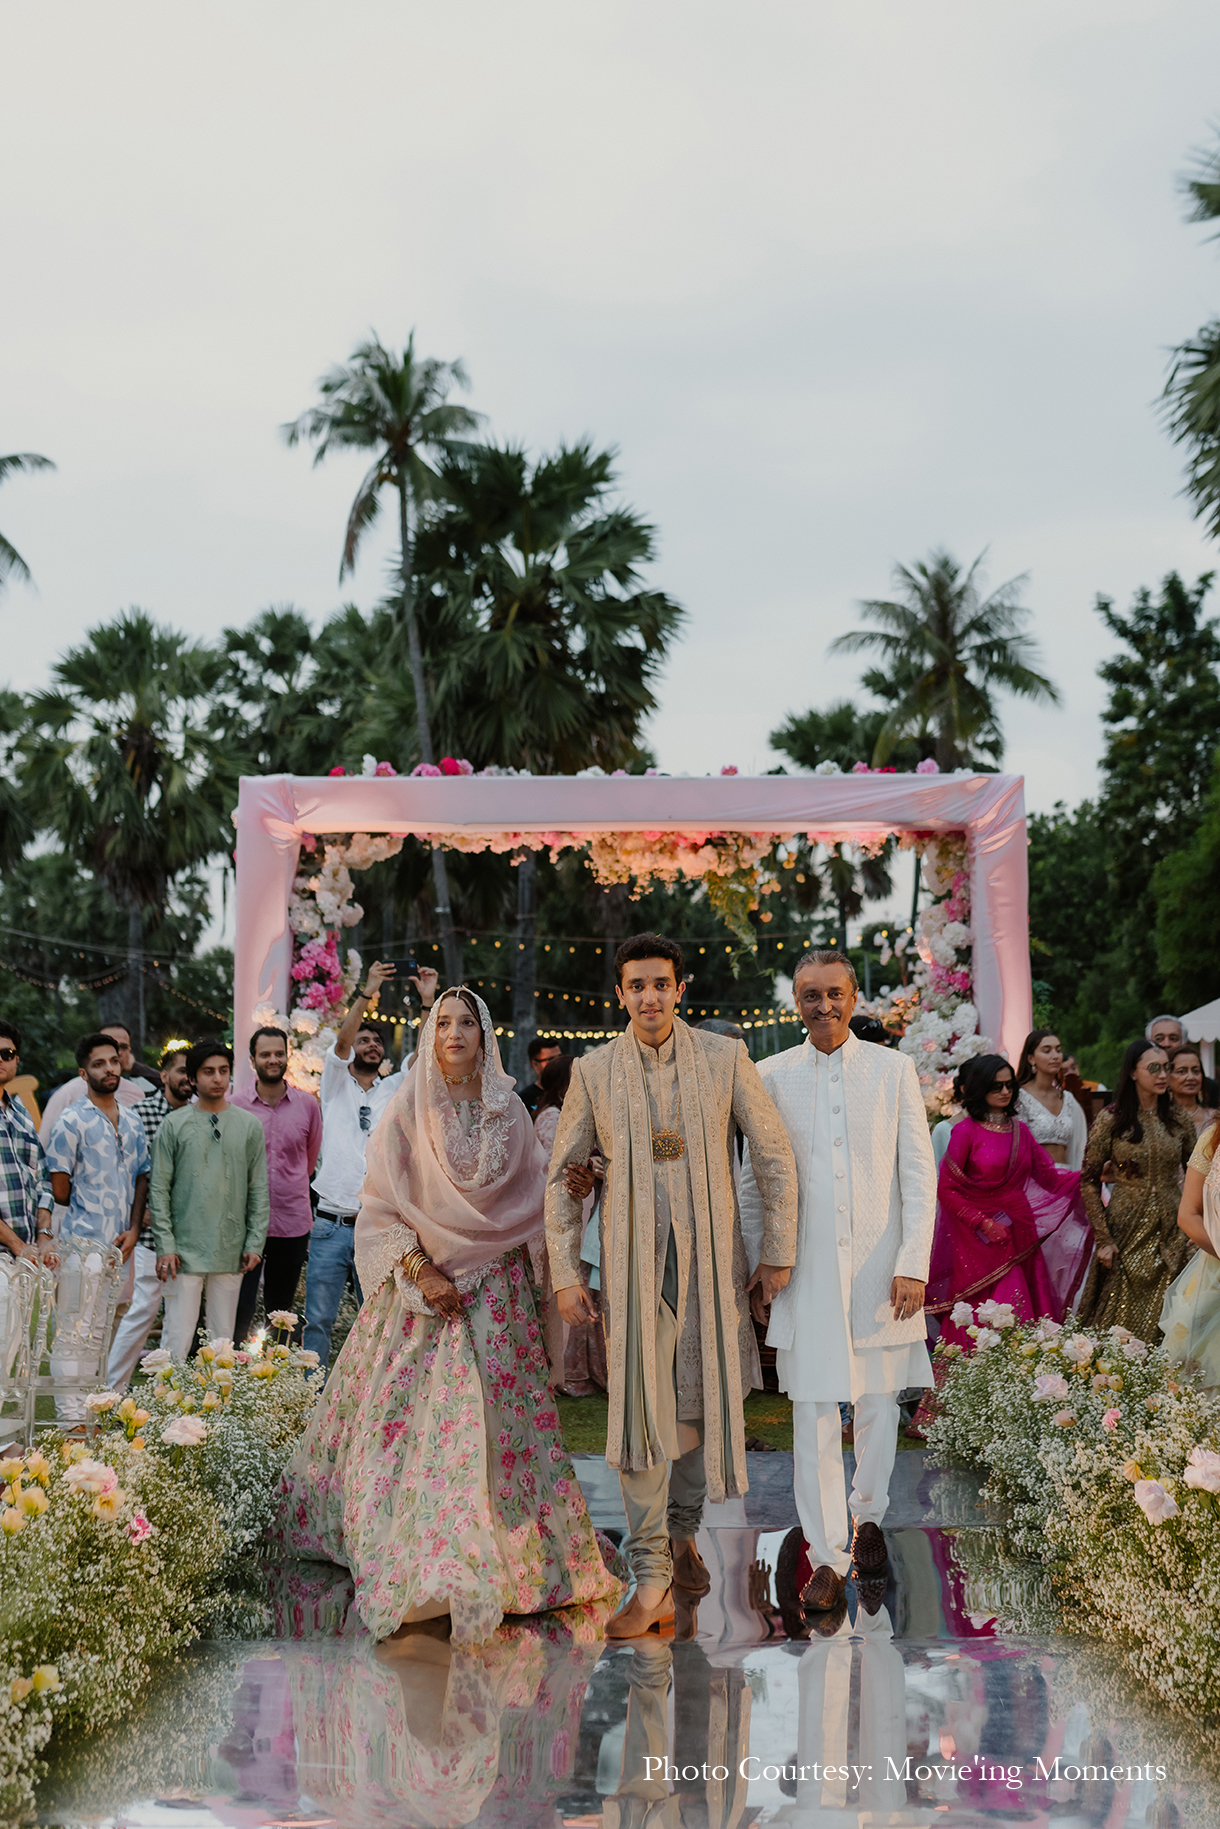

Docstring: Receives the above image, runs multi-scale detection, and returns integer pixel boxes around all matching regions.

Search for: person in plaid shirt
[0,1019,56,1263]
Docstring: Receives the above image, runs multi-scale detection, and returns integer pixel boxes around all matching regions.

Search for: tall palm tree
[19,611,234,1049]
[423,440,684,1075]
[1163,131,1220,540]
[0,451,55,594]
[830,548,1059,770]
[282,334,483,985]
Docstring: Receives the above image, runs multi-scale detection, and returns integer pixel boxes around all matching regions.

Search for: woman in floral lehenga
[274,989,621,1645]
[1161,1117,1220,1386]
[1076,1038,1197,1342]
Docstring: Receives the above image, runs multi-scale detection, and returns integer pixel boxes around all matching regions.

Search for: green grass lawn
[556,1390,926,1455]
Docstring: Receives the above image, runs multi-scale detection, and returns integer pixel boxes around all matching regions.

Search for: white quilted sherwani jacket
[739,1032,936,1353]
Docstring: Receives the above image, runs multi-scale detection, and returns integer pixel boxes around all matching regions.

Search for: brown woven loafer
[800,1564,847,1612]
[851,1520,888,1572]
[670,1536,712,1597]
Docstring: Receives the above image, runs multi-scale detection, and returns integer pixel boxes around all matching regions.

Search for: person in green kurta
[546,933,797,1640]
[150,1037,269,1360]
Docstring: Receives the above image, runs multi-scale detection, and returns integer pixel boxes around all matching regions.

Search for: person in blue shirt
[45,1031,150,1257]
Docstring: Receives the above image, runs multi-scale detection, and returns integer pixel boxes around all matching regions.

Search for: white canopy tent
[1182,998,1220,1080]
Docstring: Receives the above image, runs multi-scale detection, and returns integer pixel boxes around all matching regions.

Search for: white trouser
[792,1393,900,1576]
[162,1271,243,1362]
[107,1244,164,1388]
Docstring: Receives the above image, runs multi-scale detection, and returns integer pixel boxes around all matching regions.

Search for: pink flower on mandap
[374,761,397,776]
[328,766,346,776]
[1133,1479,1179,1524]
[126,1511,154,1542]
[916,757,939,774]
[720,765,738,776]
[1102,1408,1121,1431]
[851,760,870,774]
[439,757,462,775]
[411,763,442,778]
[1033,1373,1071,1400]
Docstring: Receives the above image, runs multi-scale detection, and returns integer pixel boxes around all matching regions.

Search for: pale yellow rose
[24,1452,50,1486]
[213,1348,236,1369]
[10,1676,32,1704]
[130,1437,145,1451]
[270,1343,291,1360]
[131,1408,150,1427]
[199,1345,215,1364]
[19,1488,49,1517]
[1122,1460,1144,1482]
[31,1666,60,1694]
[0,1456,23,1482]
[117,1396,139,1421]
[251,1360,278,1380]
[1,1507,26,1534]
[92,1490,123,1520]
[201,1392,221,1411]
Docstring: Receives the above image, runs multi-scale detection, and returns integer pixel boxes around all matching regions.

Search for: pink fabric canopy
[232,770,1030,1090]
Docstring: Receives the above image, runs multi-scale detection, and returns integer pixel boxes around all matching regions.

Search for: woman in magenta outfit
[926,1055,1094,1349]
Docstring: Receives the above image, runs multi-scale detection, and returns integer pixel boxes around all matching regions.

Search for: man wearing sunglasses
[149,1038,269,1359]
[0,1020,56,1264]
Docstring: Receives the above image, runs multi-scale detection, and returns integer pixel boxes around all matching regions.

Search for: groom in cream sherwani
[740,949,936,1612]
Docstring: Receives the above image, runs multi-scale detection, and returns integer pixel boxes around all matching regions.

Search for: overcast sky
[4,0,1220,836]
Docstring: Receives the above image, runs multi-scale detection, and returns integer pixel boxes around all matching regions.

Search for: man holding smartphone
[303,959,437,1366]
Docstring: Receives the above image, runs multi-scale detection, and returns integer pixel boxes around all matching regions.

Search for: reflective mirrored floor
[35,1454,1220,1828]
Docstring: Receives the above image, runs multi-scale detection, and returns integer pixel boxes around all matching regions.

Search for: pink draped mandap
[231,769,1033,1092]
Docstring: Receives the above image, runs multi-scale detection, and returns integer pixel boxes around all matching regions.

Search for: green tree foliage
[1024,800,1127,1076]
[1153,751,1220,1010]
[770,697,928,775]
[1162,130,1220,540]
[0,450,55,595]
[283,333,483,984]
[829,548,1059,769]
[17,612,235,1050]
[1094,571,1220,1009]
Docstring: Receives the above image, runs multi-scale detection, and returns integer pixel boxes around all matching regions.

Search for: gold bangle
[403,1248,431,1282]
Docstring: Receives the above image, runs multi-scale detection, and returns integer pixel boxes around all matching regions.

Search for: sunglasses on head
[0,1048,17,1063]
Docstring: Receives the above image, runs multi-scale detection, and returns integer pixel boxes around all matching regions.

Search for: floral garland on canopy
[258,754,992,1102]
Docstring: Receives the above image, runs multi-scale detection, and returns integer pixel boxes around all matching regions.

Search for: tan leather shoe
[800,1564,847,1612]
[669,1536,712,1597]
[850,1520,888,1573]
[606,1587,676,1639]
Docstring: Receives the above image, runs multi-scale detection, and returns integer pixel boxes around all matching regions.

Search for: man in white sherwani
[740,949,936,1612]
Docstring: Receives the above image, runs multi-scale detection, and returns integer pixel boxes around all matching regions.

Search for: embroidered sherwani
[545,1020,797,1513]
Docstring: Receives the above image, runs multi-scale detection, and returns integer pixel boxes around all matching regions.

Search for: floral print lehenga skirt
[273,1248,621,1646]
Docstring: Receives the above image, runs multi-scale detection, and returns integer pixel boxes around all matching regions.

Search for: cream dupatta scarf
[605,1019,748,1506]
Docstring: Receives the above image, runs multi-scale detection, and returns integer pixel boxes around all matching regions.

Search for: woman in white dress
[1161,1118,1220,1386]
[1014,1029,1087,1170]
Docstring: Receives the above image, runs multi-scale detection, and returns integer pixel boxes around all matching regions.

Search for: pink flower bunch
[439,756,474,775]
[374,761,397,777]
[328,765,346,777]
[411,763,442,777]
[720,765,738,776]
[851,761,898,774]
[291,931,344,1011]
[916,757,939,774]
[126,1511,153,1543]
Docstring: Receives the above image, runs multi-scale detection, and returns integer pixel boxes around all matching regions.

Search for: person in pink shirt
[233,1026,322,1343]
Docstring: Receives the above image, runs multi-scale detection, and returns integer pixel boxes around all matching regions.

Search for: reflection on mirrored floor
[35,1453,1220,1828]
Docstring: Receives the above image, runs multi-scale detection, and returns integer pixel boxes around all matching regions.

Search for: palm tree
[282,334,484,985]
[830,548,1059,770]
[19,611,234,1049]
[1163,131,1220,540]
[424,439,685,1075]
[0,451,55,594]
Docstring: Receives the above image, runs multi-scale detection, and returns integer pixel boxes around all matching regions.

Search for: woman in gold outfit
[1077,1039,1197,1340]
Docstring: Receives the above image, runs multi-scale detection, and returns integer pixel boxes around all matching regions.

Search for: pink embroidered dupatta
[926,1116,1093,1323]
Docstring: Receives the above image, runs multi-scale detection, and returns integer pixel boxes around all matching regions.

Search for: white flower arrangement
[926,1309,1220,1728]
[0,1332,322,1813]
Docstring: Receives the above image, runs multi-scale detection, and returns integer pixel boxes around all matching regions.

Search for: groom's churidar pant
[619,1225,707,1587]
[792,1394,900,1577]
